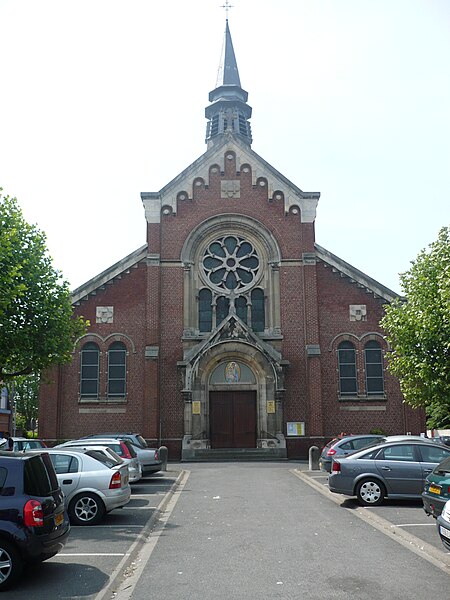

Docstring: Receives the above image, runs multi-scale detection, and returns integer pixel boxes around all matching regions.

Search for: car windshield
[22,440,46,450]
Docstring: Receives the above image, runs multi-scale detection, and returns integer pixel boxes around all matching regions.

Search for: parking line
[393,523,436,527]
[61,553,130,556]
[291,469,450,575]
[122,506,158,510]
[71,524,144,528]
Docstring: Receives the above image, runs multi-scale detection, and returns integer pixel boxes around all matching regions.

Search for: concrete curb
[291,468,450,574]
[94,469,188,600]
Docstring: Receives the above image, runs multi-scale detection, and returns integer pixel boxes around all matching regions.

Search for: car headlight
[441,500,450,523]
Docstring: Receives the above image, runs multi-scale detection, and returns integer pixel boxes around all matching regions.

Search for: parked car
[319,434,385,473]
[80,433,162,475]
[0,451,70,591]
[55,442,142,483]
[0,437,47,452]
[436,499,450,551]
[328,439,450,506]
[438,436,450,447]
[422,455,450,518]
[27,448,131,525]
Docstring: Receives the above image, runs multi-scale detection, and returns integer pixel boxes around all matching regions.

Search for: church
[39,20,424,459]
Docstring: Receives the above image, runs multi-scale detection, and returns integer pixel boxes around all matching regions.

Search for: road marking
[392,523,436,527]
[72,524,143,528]
[291,468,450,575]
[94,470,189,600]
[60,553,130,557]
[122,506,158,510]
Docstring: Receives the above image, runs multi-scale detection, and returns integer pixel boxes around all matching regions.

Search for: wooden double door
[210,390,257,449]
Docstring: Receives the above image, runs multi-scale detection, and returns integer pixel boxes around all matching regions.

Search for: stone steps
[182,448,287,462]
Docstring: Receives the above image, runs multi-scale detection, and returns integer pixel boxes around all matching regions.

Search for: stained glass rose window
[202,236,260,292]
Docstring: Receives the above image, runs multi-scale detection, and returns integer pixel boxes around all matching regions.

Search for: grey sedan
[328,439,450,506]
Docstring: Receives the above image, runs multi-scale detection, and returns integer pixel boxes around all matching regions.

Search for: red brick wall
[38,149,426,458]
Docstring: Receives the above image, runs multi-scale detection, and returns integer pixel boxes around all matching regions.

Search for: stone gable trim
[141,134,320,224]
[71,245,147,304]
[315,243,401,303]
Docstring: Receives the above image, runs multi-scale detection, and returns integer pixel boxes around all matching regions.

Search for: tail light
[24,499,44,527]
[332,460,341,473]
[109,471,122,489]
[120,442,132,459]
[327,448,337,457]
[154,449,159,461]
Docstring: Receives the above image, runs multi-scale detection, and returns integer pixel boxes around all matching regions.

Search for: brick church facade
[39,21,424,459]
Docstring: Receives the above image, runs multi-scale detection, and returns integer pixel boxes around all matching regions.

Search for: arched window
[338,341,357,397]
[199,289,212,332]
[251,288,265,332]
[365,340,384,396]
[80,342,100,398]
[235,296,248,324]
[108,342,127,398]
[216,296,230,326]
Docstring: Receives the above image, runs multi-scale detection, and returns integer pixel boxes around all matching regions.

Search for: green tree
[9,374,40,432]
[0,191,88,380]
[381,226,450,428]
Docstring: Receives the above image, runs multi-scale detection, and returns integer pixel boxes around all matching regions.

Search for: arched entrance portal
[209,360,257,448]
[180,317,288,460]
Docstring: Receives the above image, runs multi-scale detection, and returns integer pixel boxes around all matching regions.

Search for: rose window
[202,236,260,292]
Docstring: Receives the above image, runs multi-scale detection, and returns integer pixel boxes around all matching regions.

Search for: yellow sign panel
[267,400,276,414]
[192,401,201,415]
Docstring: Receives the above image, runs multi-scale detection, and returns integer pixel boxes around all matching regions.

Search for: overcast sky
[1,0,449,294]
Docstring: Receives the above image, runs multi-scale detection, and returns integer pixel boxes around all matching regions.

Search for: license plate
[440,525,450,540]
[429,483,441,495]
[55,512,64,526]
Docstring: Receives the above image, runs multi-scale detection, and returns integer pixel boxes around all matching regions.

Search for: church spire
[205,19,252,147]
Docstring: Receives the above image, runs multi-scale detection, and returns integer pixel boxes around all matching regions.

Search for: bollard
[158,445,168,471]
[308,445,320,470]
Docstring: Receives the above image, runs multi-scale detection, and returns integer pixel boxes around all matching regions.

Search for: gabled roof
[141,133,321,224]
[72,244,147,305]
[315,243,401,303]
[71,240,401,307]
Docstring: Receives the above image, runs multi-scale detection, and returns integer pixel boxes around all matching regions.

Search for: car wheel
[0,539,23,591]
[68,492,105,526]
[356,478,385,506]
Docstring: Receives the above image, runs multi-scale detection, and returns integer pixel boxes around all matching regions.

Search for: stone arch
[184,340,284,450]
[181,214,282,336]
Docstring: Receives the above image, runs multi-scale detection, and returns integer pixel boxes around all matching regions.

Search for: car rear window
[123,440,137,458]
[135,435,147,448]
[24,454,59,496]
[434,457,450,474]
[85,450,120,468]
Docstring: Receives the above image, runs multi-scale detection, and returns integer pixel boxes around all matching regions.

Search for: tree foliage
[6,374,39,431]
[0,191,88,380]
[381,226,450,428]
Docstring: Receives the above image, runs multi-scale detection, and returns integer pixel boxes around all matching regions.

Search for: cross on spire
[220,0,234,20]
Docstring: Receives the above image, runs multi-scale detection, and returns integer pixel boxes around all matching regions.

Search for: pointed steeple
[205,20,252,147]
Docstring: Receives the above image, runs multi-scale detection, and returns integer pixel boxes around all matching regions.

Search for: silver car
[27,448,131,525]
[54,442,142,483]
[79,433,162,475]
[328,439,450,506]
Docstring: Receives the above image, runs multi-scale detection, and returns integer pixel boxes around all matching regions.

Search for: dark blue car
[0,451,70,590]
